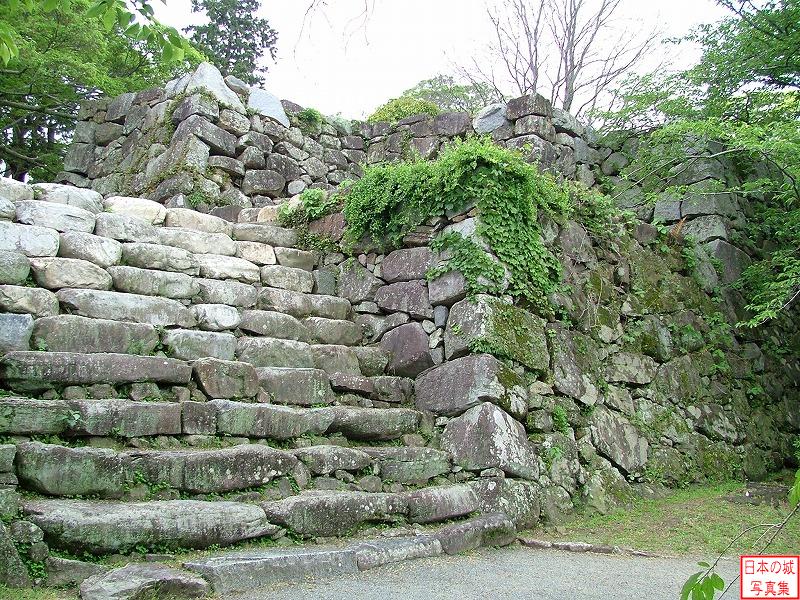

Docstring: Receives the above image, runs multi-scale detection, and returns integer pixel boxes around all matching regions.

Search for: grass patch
[0,587,76,600]
[528,482,800,556]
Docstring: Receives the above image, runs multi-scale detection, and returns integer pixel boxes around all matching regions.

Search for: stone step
[15,441,298,497]
[184,513,515,594]
[23,498,278,555]
[57,288,196,327]
[255,367,335,406]
[209,400,422,441]
[259,484,479,537]
[80,563,209,600]
[0,396,422,441]
[258,287,351,320]
[0,351,191,391]
[0,397,181,437]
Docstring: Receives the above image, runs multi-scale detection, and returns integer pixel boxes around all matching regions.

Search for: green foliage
[277,188,342,252]
[185,0,277,85]
[601,1,800,327]
[680,565,725,600]
[0,0,192,66]
[552,405,570,435]
[296,107,324,134]
[343,137,571,311]
[402,74,502,113]
[0,0,201,180]
[427,232,506,296]
[367,96,440,124]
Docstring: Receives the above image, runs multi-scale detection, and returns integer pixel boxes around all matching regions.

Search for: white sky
[153,0,729,120]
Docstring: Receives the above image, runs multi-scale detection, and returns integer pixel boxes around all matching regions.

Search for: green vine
[427,232,506,295]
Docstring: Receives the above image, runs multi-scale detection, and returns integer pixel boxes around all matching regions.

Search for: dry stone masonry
[0,62,798,597]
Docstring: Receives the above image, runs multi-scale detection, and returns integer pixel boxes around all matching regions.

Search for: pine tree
[185,0,278,86]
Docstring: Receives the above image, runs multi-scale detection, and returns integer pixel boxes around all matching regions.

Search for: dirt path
[227,545,740,600]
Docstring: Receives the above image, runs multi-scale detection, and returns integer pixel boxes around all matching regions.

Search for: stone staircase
[0,183,516,596]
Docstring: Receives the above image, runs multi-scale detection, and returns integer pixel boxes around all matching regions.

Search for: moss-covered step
[24,499,279,555]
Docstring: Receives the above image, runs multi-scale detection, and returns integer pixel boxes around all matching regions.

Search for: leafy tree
[184,0,278,85]
[402,75,502,114]
[367,97,440,124]
[604,0,800,328]
[0,0,201,181]
[0,0,191,65]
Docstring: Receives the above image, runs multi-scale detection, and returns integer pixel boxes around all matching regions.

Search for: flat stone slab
[211,400,334,439]
[57,288,196,327]
[292,445,372,475]
[0,351,191,390]
[256,367,334,406]
[24,499,278,554]
[185,547,358,595]
[327,406,421,441]
[80,563,209,600]
[354,536,442,570]
[404,485,479,524]
[261,491,407,537]
[361,447,451,483]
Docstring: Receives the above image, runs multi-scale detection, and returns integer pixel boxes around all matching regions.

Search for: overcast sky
[154,0,729,120]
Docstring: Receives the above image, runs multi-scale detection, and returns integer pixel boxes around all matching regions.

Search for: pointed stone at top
[248,87,290,128]
[179,63,246,113]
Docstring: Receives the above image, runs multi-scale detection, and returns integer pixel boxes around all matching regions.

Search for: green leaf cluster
[367,96,440,124]
[680,564,725,600]
[343,137,573,311]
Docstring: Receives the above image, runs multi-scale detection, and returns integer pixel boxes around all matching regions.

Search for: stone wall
[0,62,798,586]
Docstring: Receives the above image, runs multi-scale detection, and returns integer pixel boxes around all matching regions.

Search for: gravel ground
[226,546,740,600]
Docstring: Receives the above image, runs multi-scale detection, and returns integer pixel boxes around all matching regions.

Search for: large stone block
[194,357,259,399]
[0,351,191,389]
[57,288,196,327]
[29,257,112,290]
[0,178,34,202]
[32,184,103,213]
[192,304,241,331]
[274,247,314,271]
[258,288,350,320]
[212,400,334,439]
[256,367,334,406]
[80,564,209,600]
[0,313,33,353]
[248,87,290,127]
[130,444,297,494]
[158,227,237,256]
[108,265,199,298]
[682,215,728,244]
[58,231,122,267]
[375,281,433,319]
[239,309,310,342]
[94,212,159,243]
[103,196,167,225]
[704,239,751,285]
[122,242,199,275]
[195,254,260,284]
[0,398,73,435]
[428,270,467,306]
[415,354,528,420]
[0,221,60,256]
[362,447,450,483]
[261,491,405,537]
[310,344,361,375]
[327,406,420,441]
[469,478,541,529]
[404,485,478,524]
[292,445,371,475]
[233,223,297,247]
[32,315,158,354]
[261,264,313,293]
[473,103,509,134]
[175,115,237,156]
[0,285,59,317]
[69,399,182,437]
[380,247,434,283]
[380,322,434,377]
[441,402,540,479]
[164,208,233,236]
[444,295,549,372]
[506,93,552,119]
[242,170,286,197]
[25,498,275,555]
[14,200,95,233]
[0,522,30,588]
[16,442,130,498]
[337,261,383,303]
[605,352,657,385]
[162,329,237,361]
[303,317,362,346]
[588,406,649,475]
[196,278,257,307]
[236,337,314,368]
[0,250,29,285]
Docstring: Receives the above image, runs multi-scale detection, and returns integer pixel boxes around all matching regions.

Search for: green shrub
[342,136,572,312]
[278,188,340,229]
[367,96,440,124]
[296,107,324,133]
